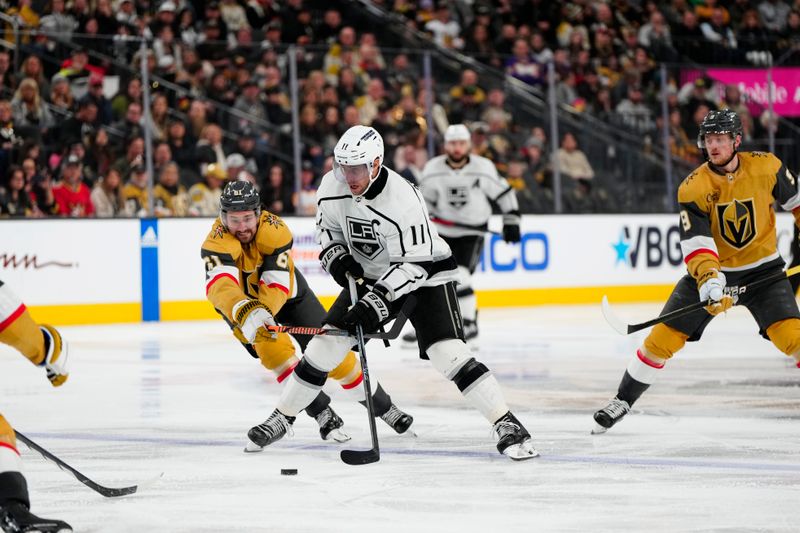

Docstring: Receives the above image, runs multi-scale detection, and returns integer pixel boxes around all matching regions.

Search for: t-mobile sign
[705,67,800,117]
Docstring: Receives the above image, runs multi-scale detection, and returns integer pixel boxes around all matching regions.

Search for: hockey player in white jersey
[403,124,521,346]
[245,125,537,460]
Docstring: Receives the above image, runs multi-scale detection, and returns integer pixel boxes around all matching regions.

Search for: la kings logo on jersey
[447,186,469,208]
[347,216,383,259]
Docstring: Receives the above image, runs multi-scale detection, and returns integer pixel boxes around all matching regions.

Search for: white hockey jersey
[316,166,459,301]
[419,154,519,238]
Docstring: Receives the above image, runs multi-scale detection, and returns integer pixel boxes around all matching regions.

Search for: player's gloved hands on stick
[502,213,521,243]
[698,269,733,316]
[233,299,277,343]
[342,286,391,334]
[320,243,364,288]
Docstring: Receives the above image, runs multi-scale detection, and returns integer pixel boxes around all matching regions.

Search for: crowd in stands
[1,0,800,218]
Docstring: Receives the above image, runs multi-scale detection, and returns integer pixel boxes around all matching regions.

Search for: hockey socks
[619,349,665,405]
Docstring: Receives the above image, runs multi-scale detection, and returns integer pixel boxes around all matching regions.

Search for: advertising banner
[2,214,795,323]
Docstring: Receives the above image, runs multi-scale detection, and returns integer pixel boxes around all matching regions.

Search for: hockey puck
[280,469,298,476]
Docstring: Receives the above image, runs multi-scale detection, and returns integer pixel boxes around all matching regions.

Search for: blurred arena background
[2,0,800,319]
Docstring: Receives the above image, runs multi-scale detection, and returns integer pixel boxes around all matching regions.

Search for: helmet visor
[334,161,371,187]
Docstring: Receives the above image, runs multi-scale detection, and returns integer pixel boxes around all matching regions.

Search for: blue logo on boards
[479,232,549,272]
[612,225,682,268]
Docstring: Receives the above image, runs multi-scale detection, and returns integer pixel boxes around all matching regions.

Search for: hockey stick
[601,264,800,335]
[340,274,380,466]
[14,431,162,497]
[266,299,414,340]
[430,217,502,236]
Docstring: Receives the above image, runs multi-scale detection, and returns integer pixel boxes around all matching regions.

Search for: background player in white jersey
[403,124,521,346]
[245,125,537,460]
[0,280,72,532]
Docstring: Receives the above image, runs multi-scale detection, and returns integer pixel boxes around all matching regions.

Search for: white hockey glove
[39,324,69,387]
[698,269,733,316]
[233,299,277,343]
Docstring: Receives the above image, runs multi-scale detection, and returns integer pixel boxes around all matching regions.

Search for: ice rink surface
[2,303,799,533]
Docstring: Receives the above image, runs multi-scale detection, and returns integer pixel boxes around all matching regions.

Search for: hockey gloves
[698,269,733,316]
[233,299,277,343]
[39,324,68,387]
[342,286,391,334]
[320,243,364,288]
[502,213,521,243]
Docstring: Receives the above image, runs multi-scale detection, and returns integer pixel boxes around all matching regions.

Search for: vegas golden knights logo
[716,198,756,248]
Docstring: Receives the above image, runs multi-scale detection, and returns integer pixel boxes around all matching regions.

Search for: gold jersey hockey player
[0,279,72,532]
[201,181,412,448]
[594,108,800,434]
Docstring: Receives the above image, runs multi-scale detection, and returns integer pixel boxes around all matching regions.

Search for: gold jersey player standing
[0,280,71,532]
[593,109,800,433]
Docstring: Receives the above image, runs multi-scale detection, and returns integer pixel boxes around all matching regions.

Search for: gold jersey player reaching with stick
[594,109,800,434]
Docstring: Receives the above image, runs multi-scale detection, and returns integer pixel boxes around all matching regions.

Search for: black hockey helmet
[697,108,743,149]
[220,180,260,216]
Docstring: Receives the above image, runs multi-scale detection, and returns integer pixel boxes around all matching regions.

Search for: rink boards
[1,214,795,324]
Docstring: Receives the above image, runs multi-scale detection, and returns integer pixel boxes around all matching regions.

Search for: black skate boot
[493,412,538,460]
[245,409,295,452]
[315,406,351,442]
[0,501,72,533]
[379,404,414,434]
[592,397,631,434]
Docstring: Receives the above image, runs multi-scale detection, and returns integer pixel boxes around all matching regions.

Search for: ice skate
[493,412,538,460]
[245,409,295,452]
[315,406,350,442]
[379,404,415,435]
[0,501,72,533]
[592,397,631,434]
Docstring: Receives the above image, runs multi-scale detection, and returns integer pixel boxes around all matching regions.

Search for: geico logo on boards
[611,225,682,268]
[478,232,548,272]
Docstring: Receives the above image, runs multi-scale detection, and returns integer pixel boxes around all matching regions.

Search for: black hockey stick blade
[340,448,380,465]
[15,431,162,497]
[601,265,800,335]
[340,274,381,466]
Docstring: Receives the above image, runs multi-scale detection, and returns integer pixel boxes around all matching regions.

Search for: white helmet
[444,124,471,143]
[333,125,384,195]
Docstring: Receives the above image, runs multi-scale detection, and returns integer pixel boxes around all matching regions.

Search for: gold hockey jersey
[678,151,800,279]
[201,212,295,322]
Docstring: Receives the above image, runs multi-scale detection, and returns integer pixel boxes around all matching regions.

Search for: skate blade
[324,428,352,443]
[591,423,608,435]
[244,440,265,453]
[503,441,539,461]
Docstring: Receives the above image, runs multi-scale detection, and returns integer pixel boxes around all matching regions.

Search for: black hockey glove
[320,243,364,288]
[502,224,520,243]
[342,286,391,334]
[502,212,521,243]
